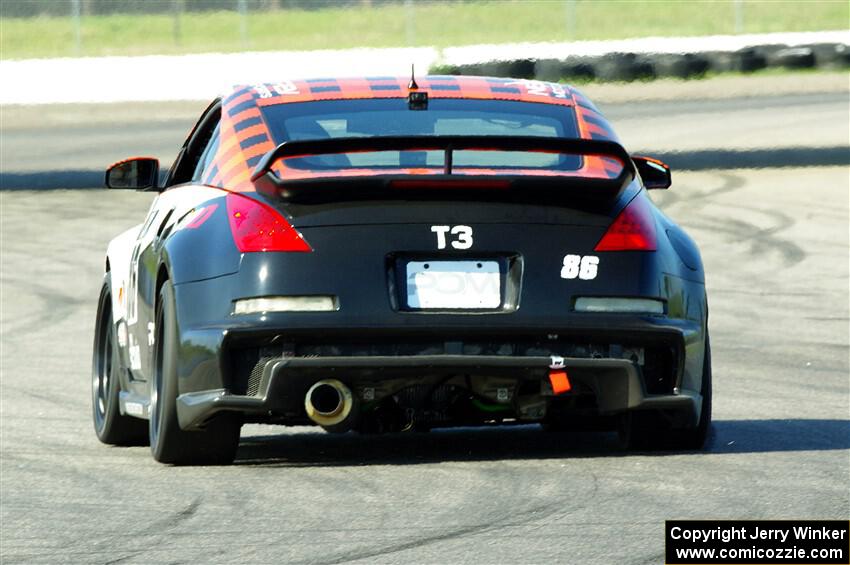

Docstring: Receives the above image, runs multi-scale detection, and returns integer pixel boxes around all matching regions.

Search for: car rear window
[260,98,581,171]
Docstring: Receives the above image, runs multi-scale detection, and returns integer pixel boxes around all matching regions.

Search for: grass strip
[1,0,847,60]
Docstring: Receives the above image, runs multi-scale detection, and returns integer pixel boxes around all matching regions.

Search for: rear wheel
[620,333,712,451]
[92,273,148,445]
[149,279,241,465]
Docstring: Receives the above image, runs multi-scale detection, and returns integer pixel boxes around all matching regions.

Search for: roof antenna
[408,64,418,90]
[407,64,427,110]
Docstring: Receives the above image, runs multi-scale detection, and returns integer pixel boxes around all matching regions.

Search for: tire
[653,54,710,79]
[620,333,712,451]
[806,43,850,68]
[92,273,148,445]
[533,59,566,82]
[596,53,655,82]
[732,48,767,73]
[533,59,597,82]
[703,51,734,72]
[456,63,486,76]
[562,61,596,82]
[429,64,462,76]
[477,59,535,79]
[149,279,241,465]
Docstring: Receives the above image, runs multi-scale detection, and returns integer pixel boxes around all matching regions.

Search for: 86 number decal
[560,255,599,280]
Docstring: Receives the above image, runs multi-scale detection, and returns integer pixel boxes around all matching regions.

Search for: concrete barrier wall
[1,30,847,105]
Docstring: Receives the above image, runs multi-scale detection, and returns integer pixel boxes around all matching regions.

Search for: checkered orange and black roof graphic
[203,76,623,191]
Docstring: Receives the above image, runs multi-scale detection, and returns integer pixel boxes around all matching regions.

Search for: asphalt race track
[1,86,848,563]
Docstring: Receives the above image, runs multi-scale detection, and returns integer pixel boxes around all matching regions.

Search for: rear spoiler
[250,135,636,203]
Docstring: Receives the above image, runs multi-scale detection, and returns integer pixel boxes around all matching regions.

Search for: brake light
[594,195,657,251]
[225,193,311,252]
[390,180,511,190]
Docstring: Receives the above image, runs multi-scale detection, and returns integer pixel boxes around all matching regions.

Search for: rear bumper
[176,353,700,430]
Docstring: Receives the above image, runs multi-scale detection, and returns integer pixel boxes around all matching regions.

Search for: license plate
[405,260,501,309]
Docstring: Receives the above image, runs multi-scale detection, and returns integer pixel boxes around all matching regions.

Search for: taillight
[594,195,657,251]
[225,193,311,252]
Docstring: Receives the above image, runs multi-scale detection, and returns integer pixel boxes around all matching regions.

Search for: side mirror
[105,157,160,190]
[632,155,671,189]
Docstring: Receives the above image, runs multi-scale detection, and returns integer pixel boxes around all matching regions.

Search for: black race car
[93,76,711,465]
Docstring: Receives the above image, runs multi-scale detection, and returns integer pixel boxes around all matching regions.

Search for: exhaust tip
[304,379,355,428]
[310,383,343,416]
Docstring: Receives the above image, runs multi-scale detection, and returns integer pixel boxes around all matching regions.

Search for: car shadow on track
[232,419,850,467]
[235,424,618,467]
[708,418,850,454]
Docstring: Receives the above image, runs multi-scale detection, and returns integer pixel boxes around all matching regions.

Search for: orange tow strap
[549,369,572,395]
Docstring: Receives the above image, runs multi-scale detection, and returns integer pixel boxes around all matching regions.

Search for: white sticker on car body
[506,79,568,99]
[561,255,599,280]
[431,225,473,250]
[128,334,142,371]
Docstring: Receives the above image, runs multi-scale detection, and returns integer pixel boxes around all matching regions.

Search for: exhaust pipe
[304,379,356,432]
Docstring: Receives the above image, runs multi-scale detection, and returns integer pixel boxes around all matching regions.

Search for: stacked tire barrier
[431,42,850,82]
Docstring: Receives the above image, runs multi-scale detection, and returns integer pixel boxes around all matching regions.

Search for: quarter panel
[163,195,241,285]
[106,223,143,324]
